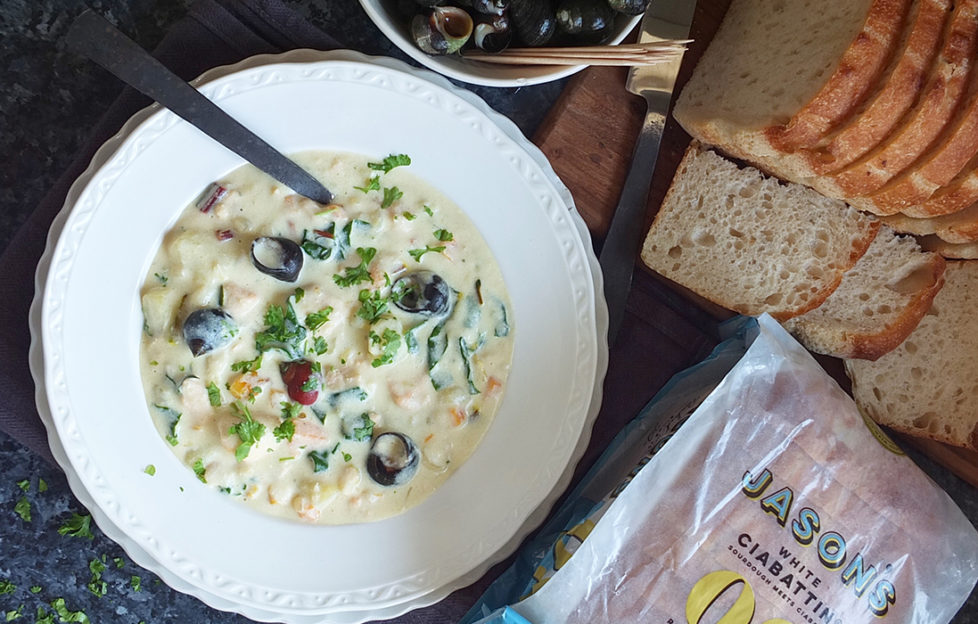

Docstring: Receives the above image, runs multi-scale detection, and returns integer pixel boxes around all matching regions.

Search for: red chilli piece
[215,229,234,241]
[196,183,228,213]
[280,360,319,405]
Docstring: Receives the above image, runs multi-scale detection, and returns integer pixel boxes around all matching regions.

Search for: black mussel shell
[510,0,556,47]
[607,0,651,15]
[556,0,615,38]
[392,271,452,317]
[367,432,420,487]
[251,236,303,282]
[462,0,509,16]
[411,7,474,55]
[474,14,512,53]
[182,308,237,356]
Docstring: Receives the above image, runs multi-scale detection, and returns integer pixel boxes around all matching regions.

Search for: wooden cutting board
[531,0,978,487]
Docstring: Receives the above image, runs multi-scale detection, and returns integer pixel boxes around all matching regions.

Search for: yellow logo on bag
[686,570,792,624]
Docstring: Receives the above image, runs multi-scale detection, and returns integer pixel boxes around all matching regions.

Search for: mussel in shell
[556,0,616,42]
[366,432,420,487]
[392,271,453,317]
[251,236,303,282]
[473,13,512,53]
[182,308,237,356]
[607,0,651,15]
[411,6,474,55]
[510,0,556,47]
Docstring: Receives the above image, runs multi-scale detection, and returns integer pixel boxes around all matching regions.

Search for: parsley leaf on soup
[409,245,446,262]
[368,153,411,173]
[433,228,454,242]
[228,402,266,461]
[381,186,403,209]
[356,289,389,323]
[305,307,333,331]
[333,247,377,288]
[308,450,330,473]
[354,177,381,194]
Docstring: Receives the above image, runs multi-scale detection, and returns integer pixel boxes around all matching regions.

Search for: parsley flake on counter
[50,598,90,624]
[87,557,107,598]
[433,228,454,242]
[0,580,14,595]
[206,381,222,406]
[333,247,377,288]
[381,186,403,209]
[38,479,47,493]
[16,479,29,492]
[28,586,41,595]
[309,450,330,473]
[113,557,125,569]
[143,465,156,476]
[356,288,389,323]
[5,605,23,621]
[229,401,266,461]
[130,576,142,592]
[192,458,207,483]
[408,245,446,262]
[368,153,411,173]
[57,512,94,539]
[305,306,333,331]
[353,176,381,193]
[13,497,30,522]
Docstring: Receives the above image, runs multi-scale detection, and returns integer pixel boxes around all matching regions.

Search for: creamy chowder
[139,151,514,524]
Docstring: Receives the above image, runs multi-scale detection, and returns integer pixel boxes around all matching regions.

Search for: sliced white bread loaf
[673,0,908,162]
[783,227,945,360]
[846,260,978,451]
[814,0,978,202]
[902,151,978,217]
[640,144,879,321]
[799,0,953,175]
[883,202,978,243]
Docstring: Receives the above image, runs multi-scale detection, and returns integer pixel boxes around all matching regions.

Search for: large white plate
[33,50,606,620]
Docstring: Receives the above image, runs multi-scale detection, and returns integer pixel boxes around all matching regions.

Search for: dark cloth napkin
[0,0,339,465]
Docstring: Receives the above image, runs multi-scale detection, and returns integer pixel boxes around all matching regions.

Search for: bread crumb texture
[846,261,978,450]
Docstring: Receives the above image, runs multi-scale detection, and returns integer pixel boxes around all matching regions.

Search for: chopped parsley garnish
[309,450,330,473]
[153,404,181,446]
[356,288,389,323]
[228,402,266,462]
[29,586,42,595]
[50,598,90,624]
[423,205,434,216]
[6,605,23,621]
[58,512,94,539]
[13,497,30,522]
[293,287,305,303]
[0,580,14,595]
[16,479,29,492]
[302,224,336,260]
[130,576,142,592]
[305,307,333,331]
[144,465,156,476]
[433,228,454,242]
[409,245,446,262]
[87,557,107,597]
[369,328,402,368]
[381,186,403,209]
[38,479,47,493]
[231,354,263,373]
[273,418,295,443]
[255,292,307,359]
[300,375,320,393]
[368,153,411,173]
[113,557,125,569]
[402,211,416,221]
[354,176,381,193]
[312,335,328,355]
[281,401,302,420]
[245,385,262,403]
[192,458,207,483]
[333,247,377,288]
[154,272,168,285]
[206,382,222,406]
[346,413,375,442]
[342,452,352,462]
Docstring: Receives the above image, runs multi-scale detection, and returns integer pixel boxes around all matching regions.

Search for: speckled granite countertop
[1,1,975,624]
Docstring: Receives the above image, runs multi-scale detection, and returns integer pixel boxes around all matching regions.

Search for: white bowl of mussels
[359,0,647,87]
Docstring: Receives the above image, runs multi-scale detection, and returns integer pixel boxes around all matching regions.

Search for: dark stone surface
[1,1,976,624]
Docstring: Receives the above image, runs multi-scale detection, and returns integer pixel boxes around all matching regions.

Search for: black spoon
[65,9,334,205]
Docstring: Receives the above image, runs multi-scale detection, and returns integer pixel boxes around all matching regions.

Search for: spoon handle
[65,9,333,205]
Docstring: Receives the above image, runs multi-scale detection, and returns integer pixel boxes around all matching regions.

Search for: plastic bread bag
[462,316,757,624]
[506,314,978,624]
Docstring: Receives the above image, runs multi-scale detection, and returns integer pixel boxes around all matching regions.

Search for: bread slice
[673,0,907,163]
[902,151,978,217]
[815,0,978,202]
[640,144,879,321]
[883,202,978,242]
[783,227,945,360]
[846,260,978,451]
[800,0,952,175]
[918,235,978,258]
